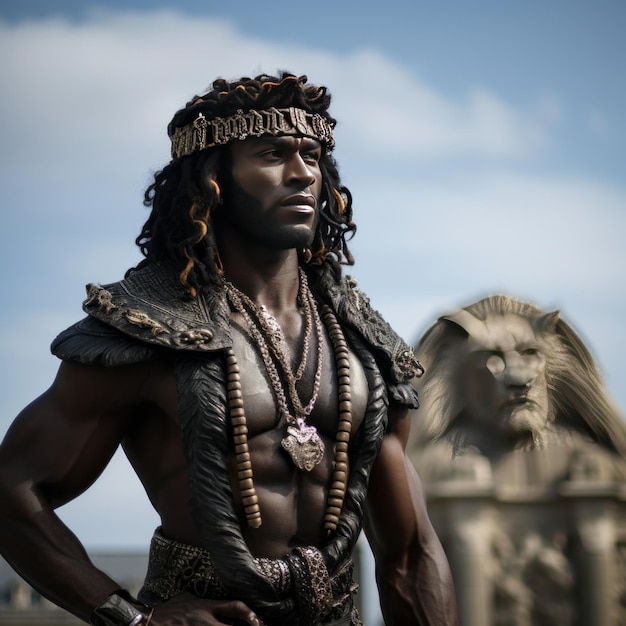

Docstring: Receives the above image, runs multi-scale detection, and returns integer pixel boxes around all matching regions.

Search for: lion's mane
[413,294,626,457]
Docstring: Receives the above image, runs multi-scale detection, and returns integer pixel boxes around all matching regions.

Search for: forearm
[0,496,264,626]
[365,407,458,626]
[0,483,122,622]
[376,539,457,626]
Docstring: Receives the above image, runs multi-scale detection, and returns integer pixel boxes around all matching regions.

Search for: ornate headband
[169,106,336,159]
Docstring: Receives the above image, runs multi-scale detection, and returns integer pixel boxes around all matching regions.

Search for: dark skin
[0,134,457,625]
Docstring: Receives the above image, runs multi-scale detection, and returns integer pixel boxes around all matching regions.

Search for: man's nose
[286,155,317,187]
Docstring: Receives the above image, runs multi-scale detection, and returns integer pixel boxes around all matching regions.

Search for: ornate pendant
[281,418,325,471]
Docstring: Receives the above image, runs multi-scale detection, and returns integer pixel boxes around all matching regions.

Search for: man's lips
[280,193,317,210]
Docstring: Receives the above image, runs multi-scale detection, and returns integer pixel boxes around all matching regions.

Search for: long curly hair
[128,72,356,296]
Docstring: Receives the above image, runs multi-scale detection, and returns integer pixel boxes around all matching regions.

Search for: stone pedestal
[417,447,626,626]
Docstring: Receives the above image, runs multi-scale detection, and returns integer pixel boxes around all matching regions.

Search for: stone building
[411,443,626,626]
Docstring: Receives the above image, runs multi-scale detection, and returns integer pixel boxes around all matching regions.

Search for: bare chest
[229,321,369,442]
[227,320,370,550]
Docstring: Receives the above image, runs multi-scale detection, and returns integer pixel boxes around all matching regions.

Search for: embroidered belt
[138,529,363,626]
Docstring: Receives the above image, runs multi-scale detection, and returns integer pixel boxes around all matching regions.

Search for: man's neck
[220,244,302,314]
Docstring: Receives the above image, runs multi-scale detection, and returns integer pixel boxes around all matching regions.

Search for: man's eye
[303,151,320,163]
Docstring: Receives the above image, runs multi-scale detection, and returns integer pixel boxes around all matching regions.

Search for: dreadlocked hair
[131,148,224,296]
[128,72,356,296]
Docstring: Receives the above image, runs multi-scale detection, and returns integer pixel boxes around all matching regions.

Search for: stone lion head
[412,295,626,457]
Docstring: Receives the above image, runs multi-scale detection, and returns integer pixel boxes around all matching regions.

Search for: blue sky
[1,0,625,566]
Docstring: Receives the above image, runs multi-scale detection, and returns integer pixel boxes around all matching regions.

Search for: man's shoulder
[314,271,423,387]
[51,315,157,366]
[71,262,232,354]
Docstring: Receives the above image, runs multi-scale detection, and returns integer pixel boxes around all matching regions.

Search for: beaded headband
[169,106,336,160]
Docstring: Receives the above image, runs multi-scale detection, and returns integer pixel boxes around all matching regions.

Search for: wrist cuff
[90,591,148,626]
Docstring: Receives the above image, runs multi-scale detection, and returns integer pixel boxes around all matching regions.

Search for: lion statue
[407,295,626,484]
[407,294,626,625]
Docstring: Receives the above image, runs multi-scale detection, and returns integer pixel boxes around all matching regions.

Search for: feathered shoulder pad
[312,272,422,408]
[64,262,232,354]
[51,263,421,407]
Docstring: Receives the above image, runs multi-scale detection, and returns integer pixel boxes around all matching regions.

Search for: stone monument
[408,295,626,626]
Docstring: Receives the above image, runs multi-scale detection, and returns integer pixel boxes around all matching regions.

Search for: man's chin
[273,226,315,251]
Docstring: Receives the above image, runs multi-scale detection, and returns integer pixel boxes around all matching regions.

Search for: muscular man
[0,73,456,626]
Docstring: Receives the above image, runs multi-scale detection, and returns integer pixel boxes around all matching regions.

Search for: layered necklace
[223,269,353,532]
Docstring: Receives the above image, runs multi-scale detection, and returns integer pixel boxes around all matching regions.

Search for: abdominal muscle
[139,323,368,561]
[231,424,336,558]
[227,322,368,559]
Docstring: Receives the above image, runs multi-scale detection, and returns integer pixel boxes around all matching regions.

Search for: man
[0,73,457,626]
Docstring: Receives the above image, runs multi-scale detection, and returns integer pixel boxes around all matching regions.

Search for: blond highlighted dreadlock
[179,182,214,297]
[129,72,356,295]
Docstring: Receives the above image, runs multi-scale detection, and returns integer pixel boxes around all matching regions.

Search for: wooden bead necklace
[225,270,325,472]
[223,273,353,533]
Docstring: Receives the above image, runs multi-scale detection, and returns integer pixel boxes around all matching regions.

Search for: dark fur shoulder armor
[389,381,421,408]
[51,316,156,366]
[311,271,422,408]
[56,262,421,407]
[79,262,233,352]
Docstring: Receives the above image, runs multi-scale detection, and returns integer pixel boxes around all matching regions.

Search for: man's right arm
[0,360,151,622]
[0,359,266,626]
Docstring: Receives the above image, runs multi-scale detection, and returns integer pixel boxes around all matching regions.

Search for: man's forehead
[241,135,322,148]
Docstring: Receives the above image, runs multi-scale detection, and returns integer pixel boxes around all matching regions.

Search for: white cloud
[353,170,625,295]
[1,9,623,399]
[328,54,548,157]
[0,8,549,181]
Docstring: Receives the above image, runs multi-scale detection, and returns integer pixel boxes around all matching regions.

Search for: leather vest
[51,262,421,622]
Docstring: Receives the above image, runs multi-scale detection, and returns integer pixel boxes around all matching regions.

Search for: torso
[122,310,369,559]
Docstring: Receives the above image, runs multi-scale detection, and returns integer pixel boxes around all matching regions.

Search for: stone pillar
[448,499,494,626]
[10,580,32,609]
[562,481,618,626]
[431,455,495,626]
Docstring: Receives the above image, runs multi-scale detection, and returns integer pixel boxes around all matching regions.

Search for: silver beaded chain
[224,269,324,423]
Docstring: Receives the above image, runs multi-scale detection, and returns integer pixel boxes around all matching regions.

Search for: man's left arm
[364,402,458,626]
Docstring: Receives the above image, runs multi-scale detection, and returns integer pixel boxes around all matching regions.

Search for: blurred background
[0,1,625,623]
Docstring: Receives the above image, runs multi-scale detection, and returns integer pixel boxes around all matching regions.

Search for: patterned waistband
[138,529,362,625]
[138,529,227,602]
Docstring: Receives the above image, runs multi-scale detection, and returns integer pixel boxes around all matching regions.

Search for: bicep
[0,360,145,507]
[364,403,430,556]
[364,406,458,625]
